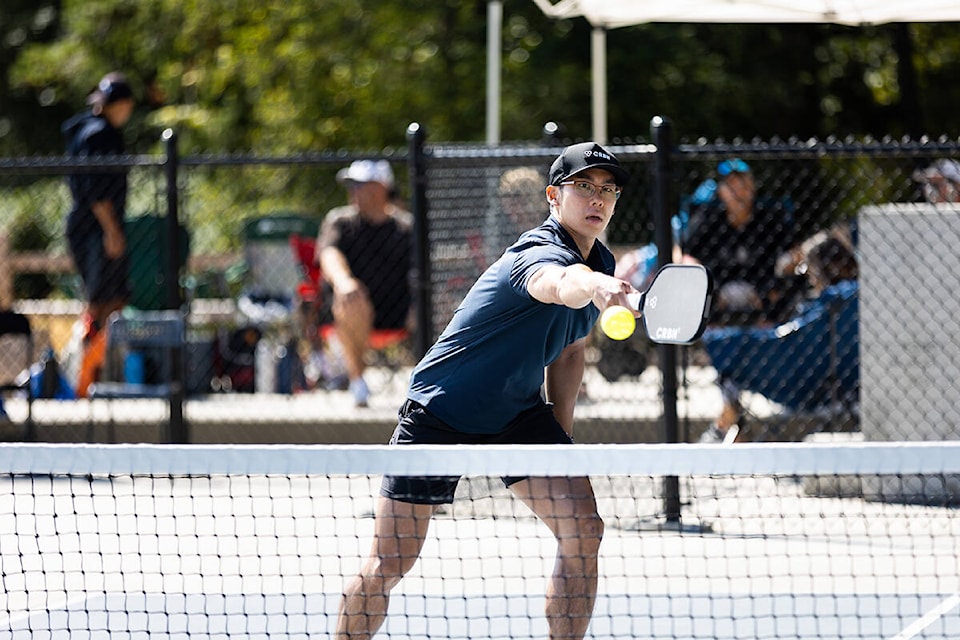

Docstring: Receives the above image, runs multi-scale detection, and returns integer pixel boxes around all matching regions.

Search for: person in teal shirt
[336,142,640,640]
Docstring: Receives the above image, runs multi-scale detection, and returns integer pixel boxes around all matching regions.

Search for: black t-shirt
[683,196,797,318]
[319,205,413,329]
[62,112,128,238]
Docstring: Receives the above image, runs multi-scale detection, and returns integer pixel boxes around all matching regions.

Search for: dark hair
[88,72,134,107]
[806,236,857,286]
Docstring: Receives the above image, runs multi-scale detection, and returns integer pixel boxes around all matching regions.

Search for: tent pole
[487,1,502,145]
[592,26,607,144]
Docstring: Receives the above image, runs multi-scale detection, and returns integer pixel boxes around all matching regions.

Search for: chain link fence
[1,128,958,444]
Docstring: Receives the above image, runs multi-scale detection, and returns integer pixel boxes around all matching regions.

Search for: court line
[889,592,960,640]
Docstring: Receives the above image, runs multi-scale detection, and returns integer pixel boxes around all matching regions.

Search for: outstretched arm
[527,263,637,311]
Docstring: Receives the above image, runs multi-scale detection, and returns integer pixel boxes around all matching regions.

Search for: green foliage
[0,179,68,252]
[1,2,958,306]
[0,178,67,298]
[178,164,333,255]
[4,1,960,152]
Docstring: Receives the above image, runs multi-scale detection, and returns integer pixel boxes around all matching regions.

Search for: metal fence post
[407,122,433,359]
[162,129,187,444]
[651,116,682,524]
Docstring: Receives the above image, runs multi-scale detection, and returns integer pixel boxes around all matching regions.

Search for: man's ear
[546,185,560,206]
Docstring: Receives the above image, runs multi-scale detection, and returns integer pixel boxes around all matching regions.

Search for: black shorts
[68,231,130,305]
[380,399,574,505]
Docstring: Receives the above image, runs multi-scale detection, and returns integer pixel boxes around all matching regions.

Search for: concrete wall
[858,203,960,442]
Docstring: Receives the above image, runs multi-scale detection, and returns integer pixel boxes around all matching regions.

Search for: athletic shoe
[349,377,370,408]
[699,424,726,444]
[699,423,740,444]
[722,423,740,444]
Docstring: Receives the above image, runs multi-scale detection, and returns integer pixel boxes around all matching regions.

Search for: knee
[583,512,604,549]
[560,512,604,556]
[358,554,417,592]
[333,294,374,325]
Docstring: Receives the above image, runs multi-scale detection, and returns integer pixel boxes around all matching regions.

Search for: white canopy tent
[500,0,960,142]
[532,1,960,28]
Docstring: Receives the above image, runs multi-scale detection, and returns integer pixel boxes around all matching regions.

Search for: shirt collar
[543,215,608,269]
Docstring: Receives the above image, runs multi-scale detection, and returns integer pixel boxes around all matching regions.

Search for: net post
[407,122,433,358]
[162,128,187,444]
[651,116,682,523]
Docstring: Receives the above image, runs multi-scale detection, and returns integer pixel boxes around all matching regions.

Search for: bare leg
[511,476,603,640]
[336,496,436,639]
[716,378,743,442]
[332,289,374,381]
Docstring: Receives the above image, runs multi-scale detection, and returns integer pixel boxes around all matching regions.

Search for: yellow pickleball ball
[600,305,636,340]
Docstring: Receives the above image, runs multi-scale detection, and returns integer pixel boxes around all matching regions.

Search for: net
[1,441,958,640]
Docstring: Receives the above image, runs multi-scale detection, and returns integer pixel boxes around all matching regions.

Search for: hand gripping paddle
[626,264,713,345]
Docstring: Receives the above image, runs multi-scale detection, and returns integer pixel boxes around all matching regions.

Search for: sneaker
[699,424,726,444]
[699,423,740,444]
[722,423,740,445]
[349,377,370,408]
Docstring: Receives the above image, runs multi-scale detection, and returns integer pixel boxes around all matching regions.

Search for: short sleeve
[506,242,577,298]
[76,125,125,205]
[318,207,348,251]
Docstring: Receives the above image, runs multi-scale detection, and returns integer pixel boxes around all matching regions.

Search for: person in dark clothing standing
[62,72,135,397]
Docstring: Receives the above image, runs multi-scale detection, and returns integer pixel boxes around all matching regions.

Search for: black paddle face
[637,264,713,345]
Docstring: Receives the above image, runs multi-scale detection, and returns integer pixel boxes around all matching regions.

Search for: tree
[4,0,960,157]
[0,0,65,155]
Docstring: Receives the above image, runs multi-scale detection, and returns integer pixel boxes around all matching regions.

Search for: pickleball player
[336,142,641,640]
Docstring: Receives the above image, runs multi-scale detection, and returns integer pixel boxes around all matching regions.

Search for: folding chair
[88,310,186,442]
[242,214,320,307]
[237,215,321,393]
[0,310,34,440]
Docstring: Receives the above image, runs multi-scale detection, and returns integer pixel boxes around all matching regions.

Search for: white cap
[336,160,394,189]
[914,159,960,184]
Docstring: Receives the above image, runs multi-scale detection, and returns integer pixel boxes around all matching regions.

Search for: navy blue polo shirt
[407,215,615,434]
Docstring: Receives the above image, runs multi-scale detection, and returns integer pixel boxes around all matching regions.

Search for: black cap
[549,142,629,187]
[88,72,134,106]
